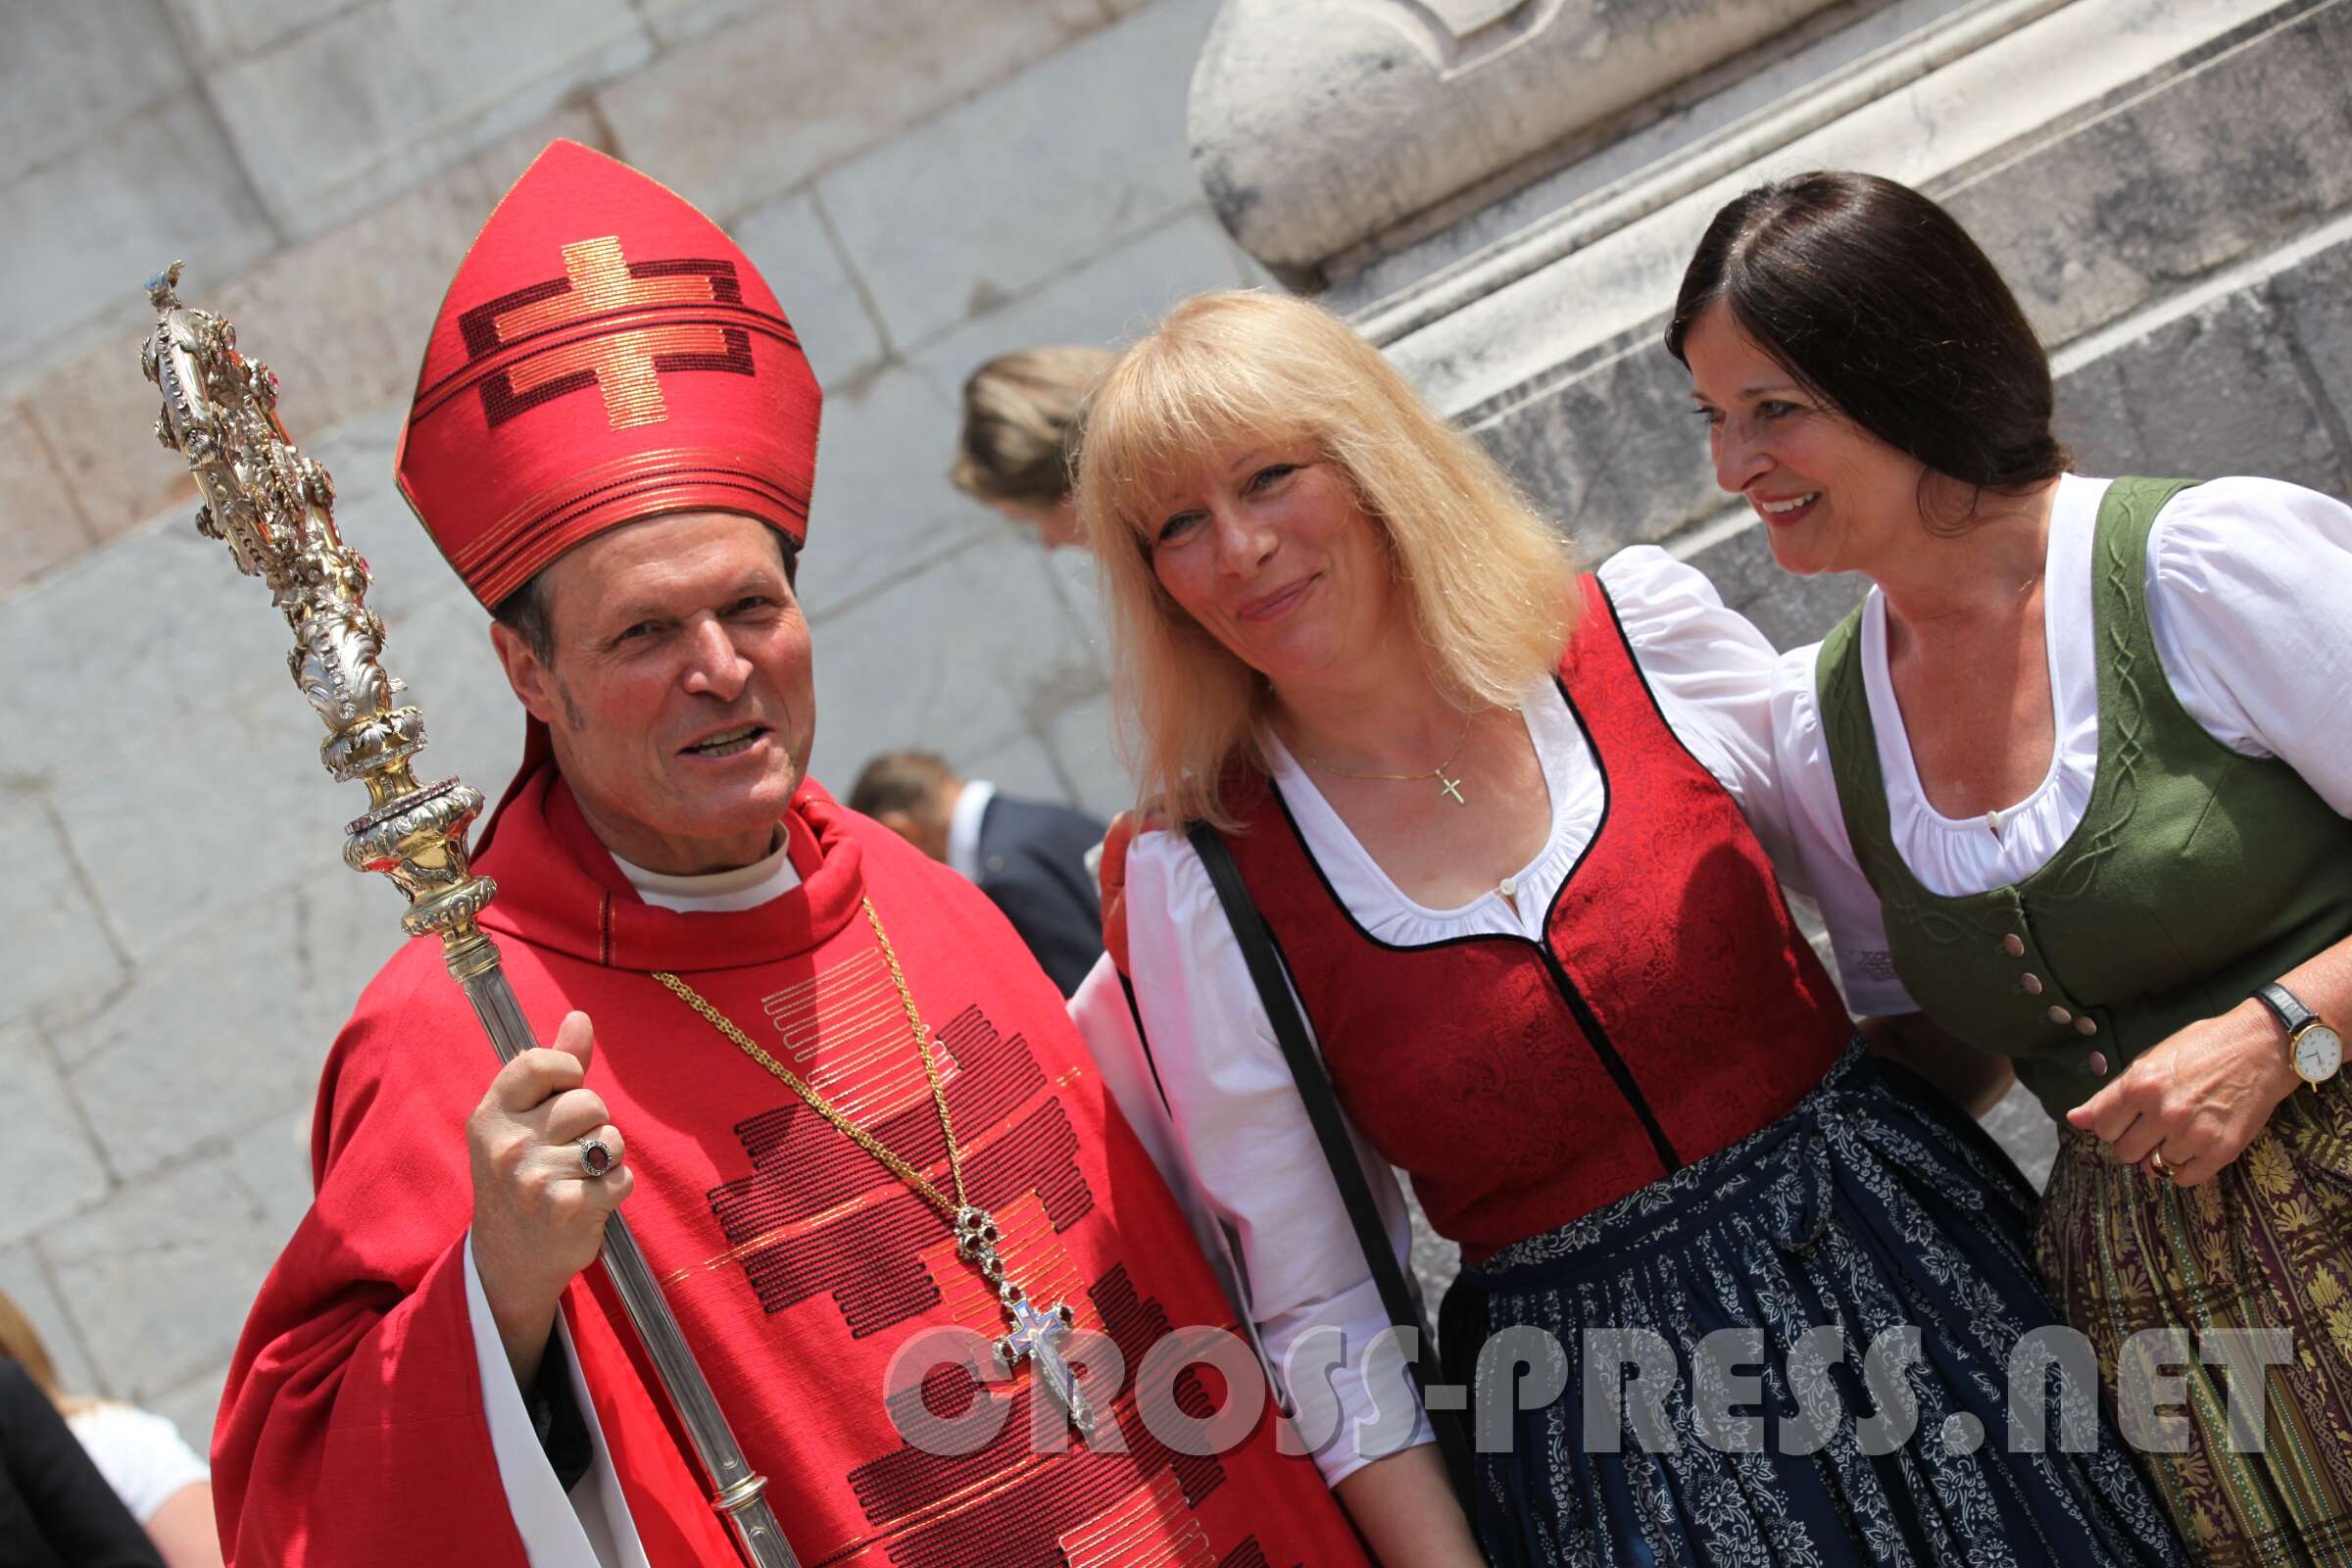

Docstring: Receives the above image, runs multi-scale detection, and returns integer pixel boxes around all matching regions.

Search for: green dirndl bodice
[1815,477,2352,1565]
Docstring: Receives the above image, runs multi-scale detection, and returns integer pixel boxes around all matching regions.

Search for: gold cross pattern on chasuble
[458,235,753,430]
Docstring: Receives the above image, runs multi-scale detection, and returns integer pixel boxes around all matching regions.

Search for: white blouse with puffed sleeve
[1769,472,2352,1018]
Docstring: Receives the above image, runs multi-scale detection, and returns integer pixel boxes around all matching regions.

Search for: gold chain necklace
[653,896,1094,1437]
[1295,708,1475,806]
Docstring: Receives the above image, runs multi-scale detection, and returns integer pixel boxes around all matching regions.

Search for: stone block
[1679,513,1870,654]
[0,92,279,399]
[0,1025,112,1249]
[206,0,652,238]
[225,1104,318,1251]
[2055,286,2347,498]
[0,1243,98,1396]
[0,1,192,186]
[43,1154,286,1401]
[0,400,97,599]
[2271,234,2352,447]
[56,877,353,1187]
[18,333,199,558]
[167,0,355,60]
[819,0,1218,351]
[1471,338,1723,560]
[640,0,1105,49]
[806,531,1100,795]
[906,208,1252,400]
[1945,0,2352,352]
[1042,692,1137,821]
[596,0,1095,226]
[731,191,891,389]
[791,365,962,619]
[147,1363,229,1465]
[0,794,128,1037]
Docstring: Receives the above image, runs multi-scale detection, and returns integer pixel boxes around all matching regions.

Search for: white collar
[609,834,802,913]
[946,779,997,882]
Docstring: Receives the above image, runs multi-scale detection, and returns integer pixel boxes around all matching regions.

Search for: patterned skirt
[2038,1075,2352,1567]
[1441,1041,2185,1567]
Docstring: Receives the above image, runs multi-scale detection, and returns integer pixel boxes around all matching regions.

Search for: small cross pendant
[1437,770,1466,805]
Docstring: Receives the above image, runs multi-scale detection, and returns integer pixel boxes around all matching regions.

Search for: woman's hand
[2066,999,2303,1186]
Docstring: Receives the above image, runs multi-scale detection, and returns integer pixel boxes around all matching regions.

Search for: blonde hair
[1074,290,1579,828]
[0,1289,95,1416]
[952,346,1117,507]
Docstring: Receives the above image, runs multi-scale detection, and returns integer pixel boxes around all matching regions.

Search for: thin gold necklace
[1295,708,1475,806]
[653,896,1094,1437]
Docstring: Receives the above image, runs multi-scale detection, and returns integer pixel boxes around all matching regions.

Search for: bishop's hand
[467,1011,632,1387]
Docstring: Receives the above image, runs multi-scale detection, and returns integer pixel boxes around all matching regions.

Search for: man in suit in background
[850,751,1107,995]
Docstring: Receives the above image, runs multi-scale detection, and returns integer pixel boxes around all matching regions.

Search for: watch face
[2294,1024,2343,1084]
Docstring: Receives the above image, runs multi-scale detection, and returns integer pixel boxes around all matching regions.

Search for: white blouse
[1087,546,1797,1486]
[1770,473,2352,1017]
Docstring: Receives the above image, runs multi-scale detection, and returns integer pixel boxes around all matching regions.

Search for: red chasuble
[214,764,1364,1567]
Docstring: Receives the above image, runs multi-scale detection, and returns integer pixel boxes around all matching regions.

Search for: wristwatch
[2254,981,2343,1088]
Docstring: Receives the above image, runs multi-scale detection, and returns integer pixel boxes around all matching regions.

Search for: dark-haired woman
[1673,170,2352,1566]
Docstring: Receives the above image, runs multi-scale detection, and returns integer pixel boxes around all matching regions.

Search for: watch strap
[2256,980,2318,1035]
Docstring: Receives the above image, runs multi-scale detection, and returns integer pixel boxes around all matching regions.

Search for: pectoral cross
[998,1294,1094,1439]
[954,1205,1094,1439]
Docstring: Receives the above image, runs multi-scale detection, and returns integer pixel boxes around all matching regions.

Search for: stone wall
[0,0,1254,1450]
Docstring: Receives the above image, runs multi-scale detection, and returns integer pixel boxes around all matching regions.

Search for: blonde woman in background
[951,344,1114,548]
[0,1290,222,1568]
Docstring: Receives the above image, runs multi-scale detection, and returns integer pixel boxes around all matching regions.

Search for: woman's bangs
[1090,336,1306,535]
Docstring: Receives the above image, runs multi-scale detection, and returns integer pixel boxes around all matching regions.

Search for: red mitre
[397,139,820,609]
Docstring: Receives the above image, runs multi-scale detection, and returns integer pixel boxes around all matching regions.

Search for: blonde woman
[1074,291,2183,1565]
[951,344,1114,549]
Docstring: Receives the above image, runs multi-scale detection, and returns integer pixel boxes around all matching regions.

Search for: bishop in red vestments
[211,140,1364,1568]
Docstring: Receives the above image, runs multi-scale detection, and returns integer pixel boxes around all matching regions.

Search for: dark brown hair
[1667,172,2066,514]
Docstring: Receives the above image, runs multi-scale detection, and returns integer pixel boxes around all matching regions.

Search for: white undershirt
[609,836,801,912]
[946,779,997,883]
[1769,473,2352,1015]
[464,829,805,1563]
[1072,546,1797,1487]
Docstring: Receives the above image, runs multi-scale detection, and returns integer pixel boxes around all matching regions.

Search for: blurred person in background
[850,751,1107,996]
[950,346,1113,549]
[0,1291,182,1568]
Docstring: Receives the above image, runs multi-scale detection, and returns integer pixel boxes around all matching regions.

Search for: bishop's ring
[578,1135,615,1179]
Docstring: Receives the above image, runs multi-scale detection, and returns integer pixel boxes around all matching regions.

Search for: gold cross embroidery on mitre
[489,236,731,429]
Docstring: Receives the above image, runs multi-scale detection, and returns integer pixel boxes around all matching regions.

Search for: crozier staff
[1673,168,2352,1564]
[1073,289,2184,1566]
[211,141,1365,1568]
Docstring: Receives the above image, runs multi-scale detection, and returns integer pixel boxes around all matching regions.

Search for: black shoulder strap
[1185,820,1476,1503]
